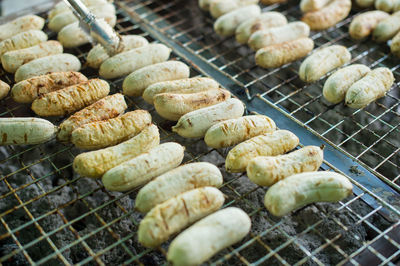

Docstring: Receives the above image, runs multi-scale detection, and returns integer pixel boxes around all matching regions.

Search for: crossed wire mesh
[121,0,400,192]
[0,2,398,266]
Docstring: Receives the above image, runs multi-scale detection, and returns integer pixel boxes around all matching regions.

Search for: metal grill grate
[121,0,400,193]
[0,1,399,265]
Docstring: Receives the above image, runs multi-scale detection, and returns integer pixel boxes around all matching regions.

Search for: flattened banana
[57,93,127,142]
[138,187,224,247]
[214,5,261,37]
[302,0,351,31]
[391,31,400,56]
[373,11,400,42]
[204,115,276,148]
[345,67,394,109]
[71,110,151,150]
[31,79,110,117]
[102,142,185,191]
[264,171,353,216]
[0,117,57,145]
[248,22,310,51]
[167,207,251,266]
[154,88,231,121]
[226,130,299,173]
[299,45,351,83]
[375,0,395,12]
[209,0,259,18]
[349,11,389,40]
[323,64,371,104]
[247,145,324,186]
[300,0,331,12]
[2,40,63,73]
[87,35,149,68]
[235,12,288,44]
[143,77,219,105]
[15,53,81,82]
[135,162,223,213]
[122,61,190,96]
[172,98,245,138]
[255,37,314,68]
[73,124,159,178]
[11,71,88,103]
[0,80,10,100]
[99,43,171,79]
[0,15,44,41]
[0,30,47,57]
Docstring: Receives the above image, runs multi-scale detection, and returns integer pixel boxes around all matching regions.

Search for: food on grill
[235,12,288,44]
[260,0,287,4]
[0,117,57,145]
[2,41,63,73]
[199,0,213,11]
[31,79,110,117]
[11,71,88,103]
[255,37,314,68]
[390,30,400,55]
[248,22,310,51]
[49,3,116,32]
[226,130,299,173]
[0,15,45,41]
[71,110,151,150]
[15,53,81,82]
[300,0,331,12]
[154,88,231,121]
[58,18,116,48]
[102,142,185,191]
[57,22,91,48]
[0,80,10,100]
[204,115,276,148]
[73,124,159,178]
[172,98,245,138]
[87,35,149,69]
[375,0,395,12]
[299,45,351,83]
[349,11,389,40]
[209,0,259,18]
[138,187,224,247]
[264,171,353,216]
[57,93,126,142]
[373,11,400,42]
[345,67,394,109]
[122,61,190,97]
[99,43,171,79]
[167,207,251,266]
[323,64,371,104]
[143,77,219,105]
[301,0,351,30]
[214,5,261,37]
[247,145,324,186]
[48,0,109,20]
[135,162,223,213]
[0,30,47,57]
[356,0,375,7]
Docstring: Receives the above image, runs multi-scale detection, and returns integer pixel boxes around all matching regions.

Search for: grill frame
[0,1,398,265]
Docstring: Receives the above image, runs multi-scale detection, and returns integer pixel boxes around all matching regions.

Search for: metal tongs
[63,0,121,56]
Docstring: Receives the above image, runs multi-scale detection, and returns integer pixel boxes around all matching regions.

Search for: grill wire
[0,1,399,265]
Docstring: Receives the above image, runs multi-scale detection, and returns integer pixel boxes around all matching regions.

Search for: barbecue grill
[0,0,399,265]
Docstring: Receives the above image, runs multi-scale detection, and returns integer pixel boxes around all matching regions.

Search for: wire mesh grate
[0,2,399,265]
[122,0,400,192]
